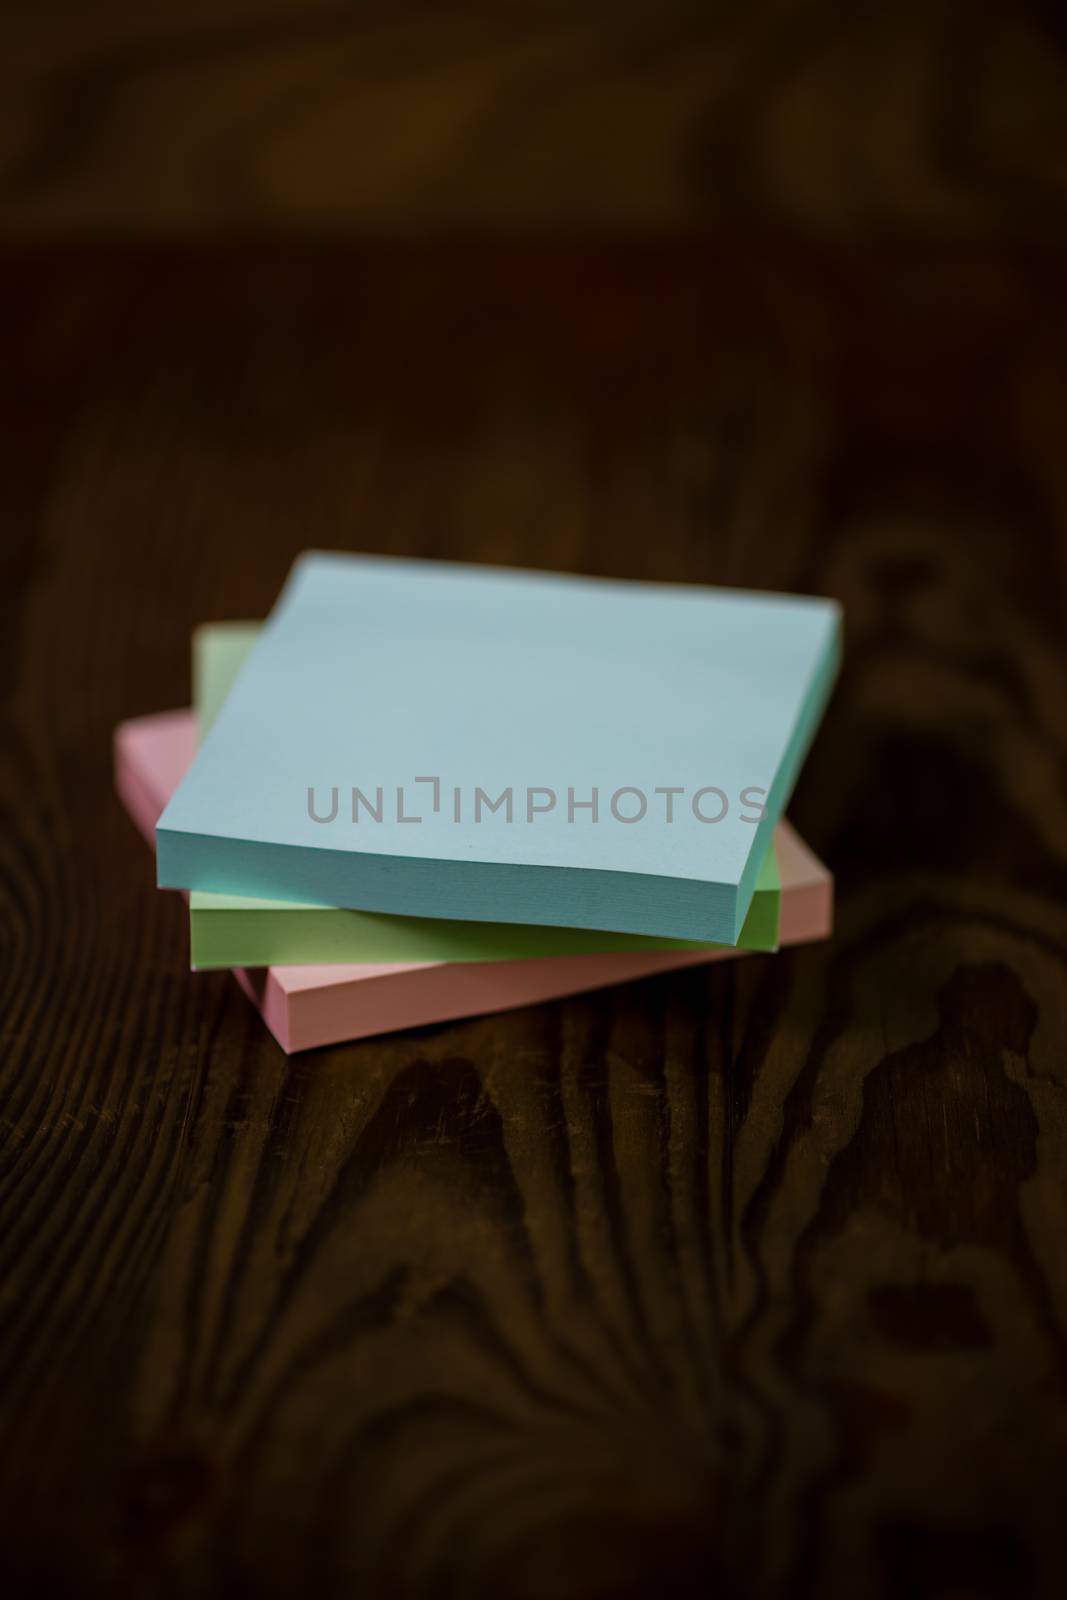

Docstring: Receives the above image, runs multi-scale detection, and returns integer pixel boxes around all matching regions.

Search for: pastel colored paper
[186,623,780,967]
[118,710,833,1053]
[157,554,840,944]
[194,621,260,736]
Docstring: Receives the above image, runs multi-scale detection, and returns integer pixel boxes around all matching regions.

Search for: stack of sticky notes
[114,553,840,1052]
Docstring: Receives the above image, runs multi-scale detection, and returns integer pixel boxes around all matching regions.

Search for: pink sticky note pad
[115,712,833,1053]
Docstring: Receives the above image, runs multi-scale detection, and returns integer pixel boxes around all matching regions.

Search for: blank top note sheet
[156,553,840,944]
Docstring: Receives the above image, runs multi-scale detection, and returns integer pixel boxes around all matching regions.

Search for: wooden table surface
[2,6,1067,1599]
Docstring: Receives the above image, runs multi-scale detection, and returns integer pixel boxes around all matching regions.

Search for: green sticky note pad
[187,622,781,968]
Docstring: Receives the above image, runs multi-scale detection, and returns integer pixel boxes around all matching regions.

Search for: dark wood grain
[1,234,1065,1598]
[3,0,1067,238]
[2,7,1067,1590]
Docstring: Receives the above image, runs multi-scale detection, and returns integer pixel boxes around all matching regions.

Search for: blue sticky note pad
[157,553,840,944]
